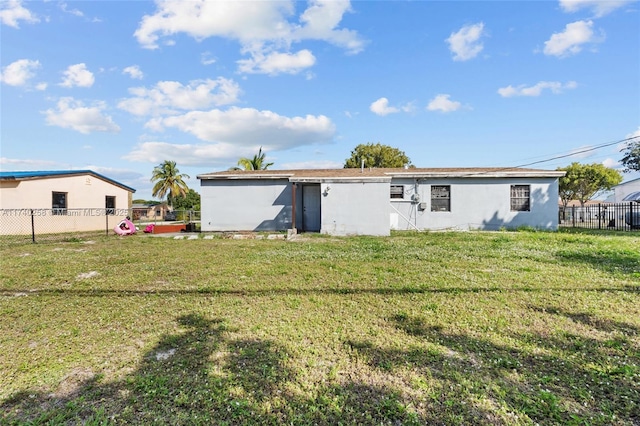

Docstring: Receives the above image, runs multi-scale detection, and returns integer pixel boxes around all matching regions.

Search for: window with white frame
[431,185,451,212]
[390,185,404,199]
[510,185,530,211]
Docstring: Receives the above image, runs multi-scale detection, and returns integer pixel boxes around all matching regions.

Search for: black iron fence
[559,202,640,231]
[0,208,201,244]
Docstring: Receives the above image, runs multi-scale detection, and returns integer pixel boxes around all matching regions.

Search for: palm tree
[236,147,274,170]
[151,160,190,207]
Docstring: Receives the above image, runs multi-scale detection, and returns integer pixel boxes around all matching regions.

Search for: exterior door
[302,185,321,232]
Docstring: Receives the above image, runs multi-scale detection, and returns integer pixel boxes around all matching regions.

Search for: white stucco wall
[200,179,292,232]
[0,174,133,235]
[390,177,560,231]
[320,180,390,236]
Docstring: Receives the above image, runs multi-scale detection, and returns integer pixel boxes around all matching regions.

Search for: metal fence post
[598,204,601,230]
[30,209,36,243]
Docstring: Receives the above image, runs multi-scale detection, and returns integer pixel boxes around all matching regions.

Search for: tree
[235,147,274,171]
[344,143,412,168]
[620,139,640,172]
[169,189,201,211]
[151,160,190,207]
[557,162,623,208]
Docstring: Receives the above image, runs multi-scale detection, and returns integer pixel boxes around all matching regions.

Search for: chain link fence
[559,202,640,231]
[0,208,201,244]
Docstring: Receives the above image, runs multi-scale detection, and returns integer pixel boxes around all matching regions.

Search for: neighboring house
[132,202,171,220]
[197,167,565,236]
[0,170,135,234]
[612,177,640,202]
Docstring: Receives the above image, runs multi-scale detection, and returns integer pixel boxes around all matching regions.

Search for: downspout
[291,183,297,231]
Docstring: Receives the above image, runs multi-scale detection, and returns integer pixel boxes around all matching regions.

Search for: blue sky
[1,0,639,200]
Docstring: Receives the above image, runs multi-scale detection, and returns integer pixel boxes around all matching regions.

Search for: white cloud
[602,158,619,168]
[446,22,485,61]
[370,98,399,116]
[292,0,365,54]
[369,98,415,116]
[44,97,120,134]
[0,59,40,86]
[426,94,462,113]
[0,0,39,28]
[0,157,57,168]
[627,127,640,139]
[123,65,144,80]
[146,107,336,149]
[201,52,216,65]
[498,81,578,97]
[134,0,364,75]
[59,2,84,17]
[60,63,95,88]
[35,82,47,91]
[543,20,602,57]
[127,141,252,166]
[237,49,316,75]
[559,0,635,17]
[118,78,241,116]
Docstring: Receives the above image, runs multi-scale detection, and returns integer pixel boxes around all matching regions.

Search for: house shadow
[481,187,557,231]
[2,313,430,424]
[255,185,292,231]
[342,312,639,424]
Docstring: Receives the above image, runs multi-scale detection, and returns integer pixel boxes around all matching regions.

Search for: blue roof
[0,170,136,192]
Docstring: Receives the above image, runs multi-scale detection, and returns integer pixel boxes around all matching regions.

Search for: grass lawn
[1,230,638,425]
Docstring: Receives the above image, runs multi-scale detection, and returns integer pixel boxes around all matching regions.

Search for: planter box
[152,224,186,234]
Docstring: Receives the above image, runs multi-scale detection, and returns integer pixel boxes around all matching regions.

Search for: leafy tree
[235,147,274,171]
[620,139,640,172]
[151,160,190,207]
[557,162,623,208]
[344,143,412,168]
[169,189,201,211]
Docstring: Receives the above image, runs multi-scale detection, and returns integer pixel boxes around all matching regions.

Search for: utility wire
[512,135,639,169]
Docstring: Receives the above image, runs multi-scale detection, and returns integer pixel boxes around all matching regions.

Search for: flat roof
[197,167,565,181]
[0,170,136,192]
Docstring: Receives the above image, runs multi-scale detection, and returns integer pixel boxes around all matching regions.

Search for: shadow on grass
[1,313,429,425]
[342,312,639,425]
[1,285,638,300]
[555,249,640,277]
[529,305,640,335]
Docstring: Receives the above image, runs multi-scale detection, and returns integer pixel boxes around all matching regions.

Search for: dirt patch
[50,368,95,399]
[76,271,100,280]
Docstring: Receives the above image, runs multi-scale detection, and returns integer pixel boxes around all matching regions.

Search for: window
[431,185,451,212]
[390,185,404,199]
[52,192,67,215]
[105,196,116,215]
[511,185,530,211]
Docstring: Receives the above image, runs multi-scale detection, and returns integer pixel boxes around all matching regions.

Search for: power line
[512,135,639,169]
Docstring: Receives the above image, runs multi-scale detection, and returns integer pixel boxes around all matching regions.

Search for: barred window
[390,185,404,199]
[431,185,451,212]
[511,185,530,211]
[52,192,67,215]
[105,196,116,215]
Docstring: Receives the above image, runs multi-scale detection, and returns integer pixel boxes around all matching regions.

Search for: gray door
[302,185,321,232]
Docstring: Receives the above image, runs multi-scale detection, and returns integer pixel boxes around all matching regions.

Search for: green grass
[1,230,638,425]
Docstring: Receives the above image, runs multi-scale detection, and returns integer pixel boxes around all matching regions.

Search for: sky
[1,0,639,200]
